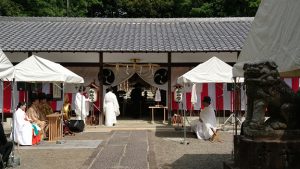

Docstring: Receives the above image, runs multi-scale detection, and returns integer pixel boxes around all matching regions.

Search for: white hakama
[191,105,217,140]
[103,91,120,126]
[12,108,33,145]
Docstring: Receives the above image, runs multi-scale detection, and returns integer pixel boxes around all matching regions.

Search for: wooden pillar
[98,52,104,125]
[167,52,172,124]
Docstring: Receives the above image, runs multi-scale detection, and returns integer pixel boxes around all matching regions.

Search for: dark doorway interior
[115,73,166,119]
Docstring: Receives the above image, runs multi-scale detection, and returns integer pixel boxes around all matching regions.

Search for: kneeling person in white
[191,96,217,140]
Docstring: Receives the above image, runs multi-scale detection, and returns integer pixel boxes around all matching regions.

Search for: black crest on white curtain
[154,69,168,85]
[99,69,115,85]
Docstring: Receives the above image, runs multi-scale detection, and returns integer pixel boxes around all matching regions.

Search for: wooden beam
[167,52,172,124]
[98,52,104,125]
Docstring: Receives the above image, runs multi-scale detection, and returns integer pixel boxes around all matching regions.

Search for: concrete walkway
[88,130,149,169]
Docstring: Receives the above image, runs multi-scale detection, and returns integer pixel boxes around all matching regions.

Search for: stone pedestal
[224,135,300,169]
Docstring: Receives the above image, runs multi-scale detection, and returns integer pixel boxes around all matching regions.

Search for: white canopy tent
[177,56,236,109]
[233,0,300,77]
[177,56,244,125]
[6,55,84,149]
[177,56,239,106]
[14,55,84,83]
[178,56,235,84]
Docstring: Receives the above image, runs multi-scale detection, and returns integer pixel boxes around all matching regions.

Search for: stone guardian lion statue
[242,61,300,134]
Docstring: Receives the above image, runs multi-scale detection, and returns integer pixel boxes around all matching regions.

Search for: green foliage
[172,0,192,17]
[0,0,261,17]
[0,0,22,16]
[190,3,214,17]
[223,0,261,16]
[151,0,174,18]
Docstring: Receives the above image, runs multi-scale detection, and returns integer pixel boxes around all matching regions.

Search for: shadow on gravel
[161,154,231,169]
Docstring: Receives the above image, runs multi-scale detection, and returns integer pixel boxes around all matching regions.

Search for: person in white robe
[191,96,217,140]
[12,102,33,146]
[75,86,90,123]
[103,87,120,126]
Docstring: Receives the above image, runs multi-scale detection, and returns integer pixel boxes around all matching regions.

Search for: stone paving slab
[108,139,129,146]
[90,145,125,169]
[89,130,149,169]
[17,140,103,149]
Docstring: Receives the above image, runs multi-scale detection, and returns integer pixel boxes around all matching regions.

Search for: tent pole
[1,81,3,123]
[11,79,16,161]
[233,77,238,135]
[167,52,172,125]
[61,83,64,140]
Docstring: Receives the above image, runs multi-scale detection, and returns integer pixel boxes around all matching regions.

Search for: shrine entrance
[114,73,166,120]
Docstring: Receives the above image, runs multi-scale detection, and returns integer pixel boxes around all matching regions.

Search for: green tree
[189,0,260,17]
[120,0,153,18]
[12,0,64,16]
[151,0,174,17]
[103,0,125,17]
[172,0,191,17]
[223,0,261,16]
[0,0,261,17]
[87,0,103,17]
[0,0,22,16]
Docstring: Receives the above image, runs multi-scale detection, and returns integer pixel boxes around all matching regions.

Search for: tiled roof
[0,17,253,52]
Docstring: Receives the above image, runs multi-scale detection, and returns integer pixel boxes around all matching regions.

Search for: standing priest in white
[103,87,120,126]
[75,86,90,123]
[191,96,217,140]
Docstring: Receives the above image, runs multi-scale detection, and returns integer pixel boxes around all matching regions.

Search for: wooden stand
[148,106,168,124]
[46,113,62,142]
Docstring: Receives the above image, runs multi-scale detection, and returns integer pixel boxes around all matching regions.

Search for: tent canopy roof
[177,56,235,84]
[14,55,84,83]
[233,0,300,77]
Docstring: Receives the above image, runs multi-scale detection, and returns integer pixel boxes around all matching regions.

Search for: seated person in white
[12,102,33,146]
[191,96,217,140]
